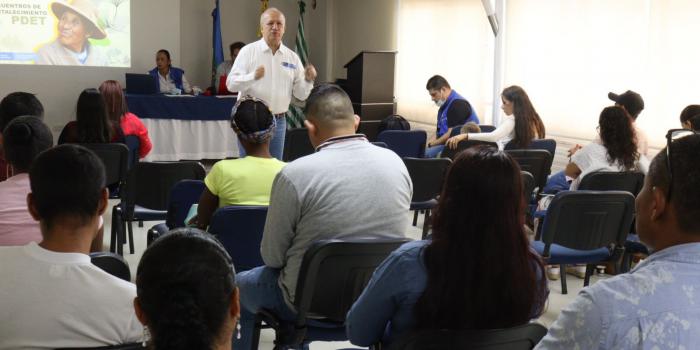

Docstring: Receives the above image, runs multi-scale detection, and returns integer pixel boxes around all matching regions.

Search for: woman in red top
[99,80,153,158]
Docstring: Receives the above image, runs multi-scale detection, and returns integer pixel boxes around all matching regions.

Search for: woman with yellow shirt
[190,97,285,229]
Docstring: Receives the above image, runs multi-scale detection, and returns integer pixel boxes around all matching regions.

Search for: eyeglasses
[664,128,698,199]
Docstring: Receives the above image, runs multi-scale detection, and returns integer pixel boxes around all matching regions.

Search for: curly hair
[599,106,639,170]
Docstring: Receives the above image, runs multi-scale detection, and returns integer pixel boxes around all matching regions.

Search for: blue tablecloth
[126,94,236,121]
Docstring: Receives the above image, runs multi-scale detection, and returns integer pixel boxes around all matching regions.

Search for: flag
[211,0,225,88]
[286,1,309,129]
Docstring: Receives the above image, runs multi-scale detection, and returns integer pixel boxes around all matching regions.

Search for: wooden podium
[342,51,397,121]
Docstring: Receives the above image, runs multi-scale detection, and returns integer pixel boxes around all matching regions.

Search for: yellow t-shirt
[204,156,286,206]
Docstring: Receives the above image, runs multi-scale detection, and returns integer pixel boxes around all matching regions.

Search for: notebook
[125,73,158,94]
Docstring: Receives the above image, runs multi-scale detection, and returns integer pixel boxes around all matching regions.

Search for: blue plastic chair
[504,138,556,156]
[208,206,268,272]
[146,179,206,246]
[403,157,452,238]
[377,130,427,158]
[531,191,635,294]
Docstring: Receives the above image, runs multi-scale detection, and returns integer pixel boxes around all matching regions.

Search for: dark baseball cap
[608,90,644,118]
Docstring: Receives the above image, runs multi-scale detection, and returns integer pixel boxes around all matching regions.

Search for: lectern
[343,51,397,121]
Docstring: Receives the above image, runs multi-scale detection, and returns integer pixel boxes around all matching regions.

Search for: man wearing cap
[36,0,107,66]
[609,90,649,156]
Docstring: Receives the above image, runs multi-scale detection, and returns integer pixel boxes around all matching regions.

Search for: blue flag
[211,0,224,88]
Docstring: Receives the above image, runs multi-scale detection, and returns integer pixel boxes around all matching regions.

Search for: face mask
[435,99,446,107]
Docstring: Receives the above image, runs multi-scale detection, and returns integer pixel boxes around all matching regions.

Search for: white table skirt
[141,118,239,162]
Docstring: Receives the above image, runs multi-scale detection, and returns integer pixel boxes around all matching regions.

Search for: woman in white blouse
[446,85,545,150]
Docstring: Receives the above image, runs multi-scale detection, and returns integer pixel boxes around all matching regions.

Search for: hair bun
[8,122,33,143]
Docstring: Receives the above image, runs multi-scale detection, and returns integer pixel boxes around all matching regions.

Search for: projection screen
[0,0,130,67]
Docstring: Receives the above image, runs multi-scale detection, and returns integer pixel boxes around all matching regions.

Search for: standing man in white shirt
[227,7,317,160]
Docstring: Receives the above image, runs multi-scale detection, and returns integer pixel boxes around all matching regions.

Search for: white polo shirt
[0,242,142,349]
[226,38,313,114]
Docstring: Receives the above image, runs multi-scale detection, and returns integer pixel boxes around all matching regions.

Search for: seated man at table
[0,144,141,348]
[536,133,700,349]
[233,83,413,349]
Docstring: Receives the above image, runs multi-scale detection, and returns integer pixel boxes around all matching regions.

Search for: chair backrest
[578,171,645,196]
[479,124,496,133]
[505,149,553,193]
[504,139,557,158]
[521,171,536,204]
[294,239,409,324]
[371,141,388,148]
[58,343,144,350]
[450,125,464,137]
[358,120,383,141]
[125,161,206,213]
[208,206,268,272]
[89,252,131,282]
[403,157,452,203]
[440,140,498,160]
[388,323,547,350]
[124,135,140,168]
[283,128,315,162]
[165,180,206,229]
[540,191,635,256]
[377,130,427,158]
[79,143,129,189]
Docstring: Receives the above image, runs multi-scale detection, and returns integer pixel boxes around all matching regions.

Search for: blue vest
[437,90,479,137]
[149,67,185,91]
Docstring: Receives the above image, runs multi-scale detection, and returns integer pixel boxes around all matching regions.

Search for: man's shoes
[546,265,560,280]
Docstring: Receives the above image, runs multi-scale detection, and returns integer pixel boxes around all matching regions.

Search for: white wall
[0,0,398,135]
[0,0,181,135]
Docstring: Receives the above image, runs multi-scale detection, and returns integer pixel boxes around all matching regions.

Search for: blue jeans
[238,115,286,160]
[234,266,300,350]
[424,144,444,158]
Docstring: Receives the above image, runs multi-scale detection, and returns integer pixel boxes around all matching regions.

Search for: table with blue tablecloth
[126,94,238,161]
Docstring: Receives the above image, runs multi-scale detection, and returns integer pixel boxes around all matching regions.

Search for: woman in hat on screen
[36,0,107,66]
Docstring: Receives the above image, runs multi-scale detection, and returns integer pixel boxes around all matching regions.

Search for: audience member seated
[0,144,141,347]
[149,49,193,94]
[536,133,700,349]
[189,97,285,229]
[447,85,545,150]
[680,104,700,130]
[0,92,44,181]
[378,114,411,133]
[347,146,548,347]
[608,90,648,156]
[543,106,648,194]
[99,80,153,158]
[460,121,481,134]
[0,116,52,246]
[425,75,479,158]
[134,228,240,350]
[233,83,413,350]
[216,41,246,79]
[58,88,125,145]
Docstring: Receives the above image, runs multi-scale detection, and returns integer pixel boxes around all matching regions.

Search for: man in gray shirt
[234,83,413,349]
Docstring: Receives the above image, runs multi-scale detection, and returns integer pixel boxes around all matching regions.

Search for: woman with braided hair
[134,228,239,349]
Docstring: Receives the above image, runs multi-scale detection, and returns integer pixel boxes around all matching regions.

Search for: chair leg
[412,211,418,226]
[127,220,135,254]
[421,210,431,239]
[560,264,567,294]
[584,264,595,287]
[251,316,263,350]
[138,220,143,228]
[110,207,118,254]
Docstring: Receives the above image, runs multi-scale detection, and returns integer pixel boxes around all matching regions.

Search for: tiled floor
[103,201,604,349]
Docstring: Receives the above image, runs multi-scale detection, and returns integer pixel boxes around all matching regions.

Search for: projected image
[0,0,130,67]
